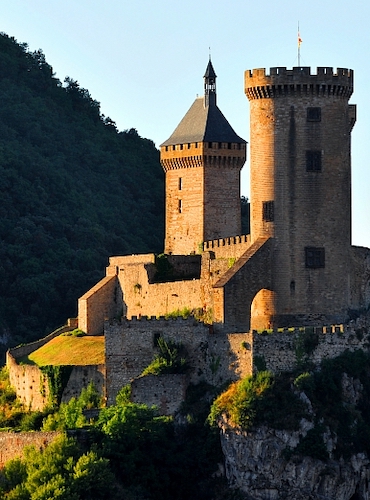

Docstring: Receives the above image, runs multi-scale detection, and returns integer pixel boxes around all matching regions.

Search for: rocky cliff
[220,420,370,500]
[211,346,370,500]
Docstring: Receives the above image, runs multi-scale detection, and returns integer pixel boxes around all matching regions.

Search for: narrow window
[172,145,176,151]
[178,199,182,213]
[305,247,325,268]
[227,142,232,149]
[178,177,182,190]
[165,146,168,152]
[262,201,274,222]
[187,143,191,149]
[218,142,222,149]
[208,142,212,148]
[195,142,198,148]
[306,150,322,171]
[307,107,321,122]
[180,144,183,150]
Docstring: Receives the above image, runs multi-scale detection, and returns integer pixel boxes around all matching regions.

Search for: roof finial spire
[204,58,217,107]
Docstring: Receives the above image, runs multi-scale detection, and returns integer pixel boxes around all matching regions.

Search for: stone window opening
[306,150,322,171]
[262,201,274,222]
[305,247,325,268]
[178,199,182,213]
[178,177,182,190]
[307,107,321,122]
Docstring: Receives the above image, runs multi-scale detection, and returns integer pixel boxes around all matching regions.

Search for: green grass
[24,335,105,366]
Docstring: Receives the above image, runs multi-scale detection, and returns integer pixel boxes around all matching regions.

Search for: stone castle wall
[7,352,50,411]
[7,351,105,411]
[253,324,370,374]
[203,235,250,260]
[131,374,188,415]
[105,316,253,405]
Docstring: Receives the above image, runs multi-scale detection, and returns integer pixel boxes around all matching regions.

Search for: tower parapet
[245,67,353,100]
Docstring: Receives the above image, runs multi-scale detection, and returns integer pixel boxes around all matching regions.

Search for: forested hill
[0,33,164,348]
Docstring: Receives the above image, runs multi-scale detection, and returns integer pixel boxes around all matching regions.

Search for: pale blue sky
[2,0,370,247]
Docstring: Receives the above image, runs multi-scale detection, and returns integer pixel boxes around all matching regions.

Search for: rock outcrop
[220,419,370,500]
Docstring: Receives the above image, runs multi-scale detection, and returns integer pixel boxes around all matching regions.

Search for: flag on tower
[298,32,302,48]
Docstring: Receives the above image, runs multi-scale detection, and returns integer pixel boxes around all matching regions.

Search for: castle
[7,61,370,412]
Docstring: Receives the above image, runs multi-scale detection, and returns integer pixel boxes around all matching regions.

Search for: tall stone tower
[245,67,356,326]
[160,60,246,255]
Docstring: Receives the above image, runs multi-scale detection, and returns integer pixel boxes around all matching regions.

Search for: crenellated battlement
[203,234,249,251]
[245,66,354,100]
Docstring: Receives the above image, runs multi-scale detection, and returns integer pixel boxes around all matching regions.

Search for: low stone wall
[0,431,62,468]
[8,319,77,360]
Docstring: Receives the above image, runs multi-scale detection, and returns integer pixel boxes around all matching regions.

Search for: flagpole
[298,22,301,67]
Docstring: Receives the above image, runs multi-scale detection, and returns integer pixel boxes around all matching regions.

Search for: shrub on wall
[141,337,189,376]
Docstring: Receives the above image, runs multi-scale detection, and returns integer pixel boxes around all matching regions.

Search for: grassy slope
[27,335,105,366]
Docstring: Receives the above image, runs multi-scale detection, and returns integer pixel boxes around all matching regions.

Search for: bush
[141,337,189,376]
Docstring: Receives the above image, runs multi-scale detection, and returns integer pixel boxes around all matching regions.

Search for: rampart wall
[7,319,77,360]
[7,352,50,411]
[7,352,105,411]
[105,316,253,405]
[253,324,370,373]
[203,235,250,260]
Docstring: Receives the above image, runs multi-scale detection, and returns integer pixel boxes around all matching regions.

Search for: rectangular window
[307,107,321,122]
[178,200,182,213]
[305,247,325,268]
[208,142,213,148]
[306,150,322,171]
[262,201,274,222]
[178,177,182,190]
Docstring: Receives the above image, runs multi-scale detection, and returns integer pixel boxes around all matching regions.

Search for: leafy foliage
[141,337,189,375]
[0,33,164,349]
[0,435,114,499]
[42,382,102,430]
[209,371,275,428]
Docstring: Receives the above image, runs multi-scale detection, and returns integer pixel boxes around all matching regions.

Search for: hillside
[0,33,164,348]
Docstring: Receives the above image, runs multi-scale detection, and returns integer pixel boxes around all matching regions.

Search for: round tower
[245,66,356,326]
[160,61,247,255]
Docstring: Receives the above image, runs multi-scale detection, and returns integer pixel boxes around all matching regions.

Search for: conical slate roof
[160,61,246,147]
[160,97,246,146]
